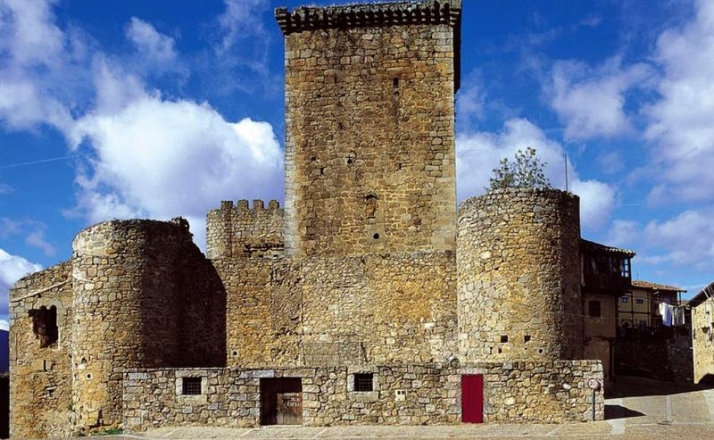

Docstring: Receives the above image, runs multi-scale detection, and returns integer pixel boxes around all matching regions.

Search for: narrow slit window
[182,377,202,395]
[354,373,374,392]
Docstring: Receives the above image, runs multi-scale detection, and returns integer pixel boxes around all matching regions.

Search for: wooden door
[260,378,303,425]
[461,374,483,423]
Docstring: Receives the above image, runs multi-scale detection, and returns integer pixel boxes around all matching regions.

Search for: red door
[462,375,483,423]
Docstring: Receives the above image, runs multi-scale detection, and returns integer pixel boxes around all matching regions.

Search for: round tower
[456,189,582,362]
[70,219,190,432]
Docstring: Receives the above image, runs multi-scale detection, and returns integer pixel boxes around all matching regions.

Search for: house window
[588,300,601,317]
[182,377,202,395]
[29,305,58,348]
[354,374,374,392]
[635,298,644,305]
[619,296,629,303]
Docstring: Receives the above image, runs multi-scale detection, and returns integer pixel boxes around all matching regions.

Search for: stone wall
[70,218,226,433]
[457,189,583,362]
[219,252,457,368]
[615,333,693,383]
[692,297,714,383]
[206,200,284,259]
[9,262,74,439]
[279,1,459,258]
[122,360,603,432]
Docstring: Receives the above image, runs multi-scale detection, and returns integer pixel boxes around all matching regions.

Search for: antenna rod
[564,152,569,192]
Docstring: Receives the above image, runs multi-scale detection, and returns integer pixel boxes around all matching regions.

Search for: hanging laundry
[672,306,686,326]
[659,302,673,326]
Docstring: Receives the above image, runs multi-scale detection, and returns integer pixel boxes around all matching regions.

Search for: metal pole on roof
[564,152,569,192]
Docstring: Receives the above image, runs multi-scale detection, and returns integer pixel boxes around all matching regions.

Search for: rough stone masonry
[10,2,605,438]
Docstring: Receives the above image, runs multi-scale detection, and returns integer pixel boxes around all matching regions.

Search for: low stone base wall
[123,361,603,432]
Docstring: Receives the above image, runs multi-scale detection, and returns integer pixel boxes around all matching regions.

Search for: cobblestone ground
[80,377,714,440]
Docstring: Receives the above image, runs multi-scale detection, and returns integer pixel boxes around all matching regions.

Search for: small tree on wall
[487,147,551,191]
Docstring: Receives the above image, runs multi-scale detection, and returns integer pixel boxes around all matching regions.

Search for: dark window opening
[29,305,58,348]
[182,377,202,395]
[393,78,399,88]
[373,233,380,240]
[524,335,531,343]
[365,194,378,219]
[354,373,374,392]
[589,300,601,318]
[500,335,508,343]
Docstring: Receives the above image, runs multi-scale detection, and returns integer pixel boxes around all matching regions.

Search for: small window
[182,377,202,395]
[500,335,508,343]
[588,300,601,318]
[635,298,644,305]
[524,335,531,343]
[29,305,58,348]
[354,373,373,392]
[619,296,629,303]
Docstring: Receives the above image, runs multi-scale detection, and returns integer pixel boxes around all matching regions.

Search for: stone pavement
[82,377,714,440]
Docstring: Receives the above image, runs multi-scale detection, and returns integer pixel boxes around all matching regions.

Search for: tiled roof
[580,239,636,257]
[632,280,686,293]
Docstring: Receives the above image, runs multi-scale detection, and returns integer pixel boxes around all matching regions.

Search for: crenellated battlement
[206,200,285,259]
[275,1,462,35]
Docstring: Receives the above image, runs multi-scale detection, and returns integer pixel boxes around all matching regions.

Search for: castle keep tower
[277,0,461,257]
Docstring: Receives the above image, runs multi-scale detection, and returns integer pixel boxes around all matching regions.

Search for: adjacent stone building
[690,283,714,384]
[10,1,608,438]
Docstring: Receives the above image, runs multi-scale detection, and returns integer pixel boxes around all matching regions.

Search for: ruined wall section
[220,252,457,369]
[71,218,224,433]
[457,189,583,362]
[206,200,284,259]
[278,2,460,258]
[9,262,74,439]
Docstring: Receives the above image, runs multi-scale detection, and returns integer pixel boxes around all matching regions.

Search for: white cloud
[0,248,42,316]
[643,0,714,203]
[217,0,270,53]
[607,209,714,273]
[0,0,64,67]
[606,219,641,247]
[548,57,652,141]
[0,218,56,256]
[126,17,177,64]
[70,69,284,247]
[456,118,616,231]
[456,72,486,127]
[0,320,7,331]
[0,0,283,252]
[25,230,56,257]
[0,0,81,134]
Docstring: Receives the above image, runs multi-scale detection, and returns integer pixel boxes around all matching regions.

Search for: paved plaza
[84,377,714,440]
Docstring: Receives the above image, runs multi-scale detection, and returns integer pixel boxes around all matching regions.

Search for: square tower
[276,0,461,257]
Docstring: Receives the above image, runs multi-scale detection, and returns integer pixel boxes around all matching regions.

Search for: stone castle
[10,1,607,438]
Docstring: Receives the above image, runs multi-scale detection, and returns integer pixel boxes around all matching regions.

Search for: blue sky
[1,0,713,328]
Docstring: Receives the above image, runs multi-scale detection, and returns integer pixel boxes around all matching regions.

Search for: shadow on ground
[604,404,645,420]
[610,375,714,398]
